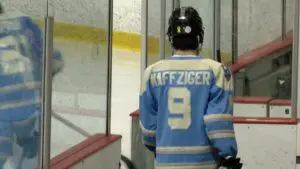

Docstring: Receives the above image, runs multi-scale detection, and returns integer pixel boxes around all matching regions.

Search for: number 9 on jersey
[168,87,192,130]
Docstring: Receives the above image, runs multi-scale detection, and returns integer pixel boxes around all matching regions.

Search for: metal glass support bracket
[52,112,90,137]
[141,0,148,73]
[170,0,180,55]
[292,0,300,161]
[291,0,299,120]
[232,0,238,97]
[213,0,221,62]
[40,16,54,169]
[106,0,113,135]
[173,0,180,9]
[282,0,287,40]
[232,0,238,64]
[160,0,166,60]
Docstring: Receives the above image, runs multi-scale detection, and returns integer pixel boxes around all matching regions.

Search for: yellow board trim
[32,19,232,62]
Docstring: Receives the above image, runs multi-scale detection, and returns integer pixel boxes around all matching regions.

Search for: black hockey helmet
[167,7,204,47]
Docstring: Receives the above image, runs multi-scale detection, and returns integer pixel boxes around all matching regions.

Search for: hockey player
[139,7,242,169]
[0,4,64,169]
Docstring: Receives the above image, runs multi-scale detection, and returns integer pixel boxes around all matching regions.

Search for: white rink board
[70,139,121,169]
[269,105,292,118]
[235,123,297,169]
[234,103,268,117]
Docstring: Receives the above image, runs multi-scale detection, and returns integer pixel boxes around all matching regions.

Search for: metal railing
[51,112,90,137]
[41,16,54,169]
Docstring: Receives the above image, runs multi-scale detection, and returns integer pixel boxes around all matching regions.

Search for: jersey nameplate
[150,70,211,87]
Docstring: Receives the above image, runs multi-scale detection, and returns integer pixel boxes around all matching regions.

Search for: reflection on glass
[147,0,161,66]
[164,0,175,59]
[220,0,232,64]
[0,1,47,168]
[231,0,293,99]
[50,0,108,156]
[285,0,294,37]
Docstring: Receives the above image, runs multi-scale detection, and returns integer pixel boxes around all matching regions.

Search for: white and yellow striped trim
[207,130,235,139]
[203,114,232,123]
[156,146,212,154]
[32,18,233,62]
[139,121,156,137]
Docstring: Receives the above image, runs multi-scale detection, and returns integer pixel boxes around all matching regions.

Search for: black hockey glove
[145,145,156,157]
[218,156,243,169]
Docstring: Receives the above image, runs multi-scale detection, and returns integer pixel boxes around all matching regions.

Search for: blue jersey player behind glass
[0,4,64,169]
[139,7,242,169]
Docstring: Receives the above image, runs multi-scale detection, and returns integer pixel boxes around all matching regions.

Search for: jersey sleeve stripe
[203,114,232,123]
[0,98,40,110]
[0,81,40,94]
[139,120,156,137]
[156,146,212,154]
[207,130,235,140]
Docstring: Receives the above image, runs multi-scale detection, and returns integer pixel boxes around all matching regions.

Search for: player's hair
[167,7,204,51]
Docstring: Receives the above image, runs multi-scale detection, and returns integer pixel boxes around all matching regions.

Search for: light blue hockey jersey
[0,14,63,121]
[139,55,237,169]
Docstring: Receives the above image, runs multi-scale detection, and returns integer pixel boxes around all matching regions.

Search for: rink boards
[130,99,299,169]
